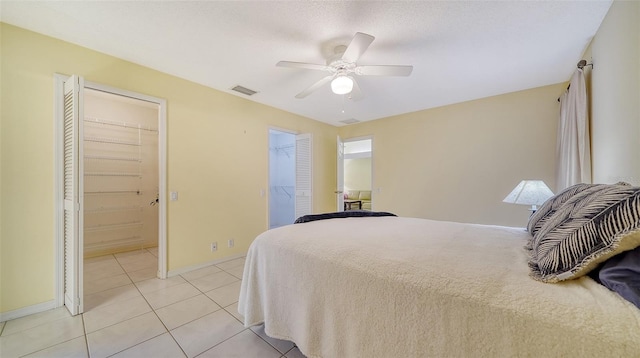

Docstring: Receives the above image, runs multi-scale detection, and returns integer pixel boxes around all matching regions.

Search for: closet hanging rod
[84,116,158,132]
[84,154,141,162]
[557,59,594,102]
[84,221,143,232]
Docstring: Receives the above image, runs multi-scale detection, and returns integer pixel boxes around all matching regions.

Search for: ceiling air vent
[231,85,258,96]
[339,118,360,125]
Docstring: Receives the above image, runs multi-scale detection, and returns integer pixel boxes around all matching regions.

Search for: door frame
[54,74,168,309]
[340,135,374,211]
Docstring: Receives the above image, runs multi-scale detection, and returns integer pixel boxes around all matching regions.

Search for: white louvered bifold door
[295,133,313,219]
[63,75,84,315]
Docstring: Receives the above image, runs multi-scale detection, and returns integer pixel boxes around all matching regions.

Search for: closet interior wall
[269,130,296,228]
[83,89,159,258]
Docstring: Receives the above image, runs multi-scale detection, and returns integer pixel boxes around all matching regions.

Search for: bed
[238,184,640,358]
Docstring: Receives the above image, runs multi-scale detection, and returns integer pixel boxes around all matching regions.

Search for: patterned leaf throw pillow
[527,183,597,235]
[528,183,640,283]
[526,183,594,236]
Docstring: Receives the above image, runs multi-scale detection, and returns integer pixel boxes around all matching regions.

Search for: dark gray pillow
[597,246,640,309]
[528,184,640,283]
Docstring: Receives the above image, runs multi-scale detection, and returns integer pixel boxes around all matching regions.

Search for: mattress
[238,216,640,358]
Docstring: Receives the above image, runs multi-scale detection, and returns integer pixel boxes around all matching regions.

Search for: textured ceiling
[1,1,612,126]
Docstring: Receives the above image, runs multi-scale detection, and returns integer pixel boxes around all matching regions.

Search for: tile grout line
[96,249,185,358]
[116,248,157,285]
[10,314,89,357]
[81,313,90,357]
[84,253,131,298]
[139,262,191,357]
[204,260,300,357]
[191,328,252,357]
[156,266,237,357]
[119,283,177,357]
[218,301,297,357]
[84,250,171,357]
[164,263,257,357]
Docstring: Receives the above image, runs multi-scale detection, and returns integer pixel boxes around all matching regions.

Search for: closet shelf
[84,155,141,162]
[85,136,141,146]
[84,221,143,232]
[271,144,295,158]
[85,205,142,213]
[271,185,293,199]
[85,116,159,132]
[273,144,294,150]
[84,172,142,177]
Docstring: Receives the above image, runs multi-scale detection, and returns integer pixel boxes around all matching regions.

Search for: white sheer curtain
[556,69,591,191]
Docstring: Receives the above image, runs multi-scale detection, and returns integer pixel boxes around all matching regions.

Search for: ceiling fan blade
[341,32,375,63]
[295,75,334,99]
[277,61,330,72]
[357,65,413,76]
[347,77,363,101]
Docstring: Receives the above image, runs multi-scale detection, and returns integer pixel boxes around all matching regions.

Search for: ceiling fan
[277,32,413,99]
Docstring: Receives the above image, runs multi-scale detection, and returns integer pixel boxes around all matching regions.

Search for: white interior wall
[590,0,640,185]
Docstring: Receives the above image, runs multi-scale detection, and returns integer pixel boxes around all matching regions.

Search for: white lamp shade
[503,180,554,207]
[331,76,353,95]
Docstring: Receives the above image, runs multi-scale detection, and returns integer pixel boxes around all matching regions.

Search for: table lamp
[503,180,554,213]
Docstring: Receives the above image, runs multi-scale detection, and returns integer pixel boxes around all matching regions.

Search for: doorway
[341,137,373,211]
[269,129,296,228]
[268,129,313,228]
[269,129,296,229]
[82,89,160,309]
[83,89,159,257]
[55,75,167,315]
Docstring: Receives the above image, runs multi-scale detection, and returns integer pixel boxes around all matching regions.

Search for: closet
[83,89,159,257]
[269,129,296,228]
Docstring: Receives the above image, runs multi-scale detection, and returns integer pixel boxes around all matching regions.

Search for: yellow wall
[589,0,640,185]
[0,24,337,313]
[339,83,565,227]
[344,158,372,191]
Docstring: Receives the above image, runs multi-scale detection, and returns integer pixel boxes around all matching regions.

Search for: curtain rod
[576,59,594,70]
[558,60,593,102]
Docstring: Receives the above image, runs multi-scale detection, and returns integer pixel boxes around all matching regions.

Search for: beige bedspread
[238,217,640,357]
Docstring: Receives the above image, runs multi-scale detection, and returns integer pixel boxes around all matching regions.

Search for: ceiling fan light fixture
[331,75,353,95]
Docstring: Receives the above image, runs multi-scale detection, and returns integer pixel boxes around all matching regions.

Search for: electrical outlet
[210,242,217,252]
[228,239,234,248]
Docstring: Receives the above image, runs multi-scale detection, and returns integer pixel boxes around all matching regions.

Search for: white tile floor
[0,248,306,358]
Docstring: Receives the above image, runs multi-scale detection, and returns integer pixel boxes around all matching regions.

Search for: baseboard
[0,300,59,323]
[167,252,246,277]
